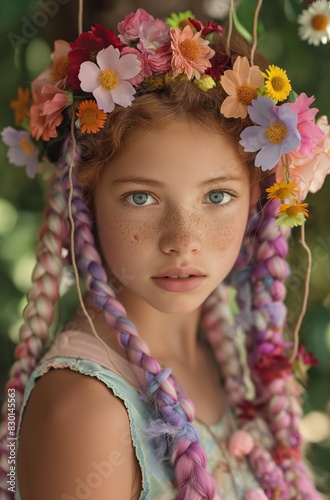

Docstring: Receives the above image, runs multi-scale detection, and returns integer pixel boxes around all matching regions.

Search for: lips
[152,267,205,292]
[153,267,205,279]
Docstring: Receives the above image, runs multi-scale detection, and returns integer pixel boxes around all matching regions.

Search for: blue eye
[125,192,155,206]
[205,191,232,205]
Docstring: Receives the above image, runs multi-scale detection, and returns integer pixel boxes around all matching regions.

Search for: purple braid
[62,136,217,500]
[243,183,322,499]
[0,172,69,499]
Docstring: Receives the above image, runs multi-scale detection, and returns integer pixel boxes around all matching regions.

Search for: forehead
[103,121,249,182]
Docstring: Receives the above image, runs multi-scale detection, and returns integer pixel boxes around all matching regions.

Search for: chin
[145,293,208,315]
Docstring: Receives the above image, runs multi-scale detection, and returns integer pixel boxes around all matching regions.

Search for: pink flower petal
[97,45,120,71]
[221,71,241,95]
[78,61,100,92]
[116,54,141,80]
[51,39,70,61]
[234,56,250,82]
[93,86,115,113]
[111,81,136,107]
[249,66,264,87]
[221,96,247,119]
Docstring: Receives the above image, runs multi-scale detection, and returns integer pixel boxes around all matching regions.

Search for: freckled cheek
[206,220,245,254]
[99,214,158,254]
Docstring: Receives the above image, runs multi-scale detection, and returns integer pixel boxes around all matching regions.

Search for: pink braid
[202,284,286,498]
[0,174,69,499]
[244,185,322,499]
[62,137,217,499]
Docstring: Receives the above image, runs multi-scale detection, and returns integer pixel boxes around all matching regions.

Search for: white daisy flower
[297,0,330,46]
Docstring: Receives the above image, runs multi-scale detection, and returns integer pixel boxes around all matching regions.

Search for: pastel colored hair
[0,76,321,500]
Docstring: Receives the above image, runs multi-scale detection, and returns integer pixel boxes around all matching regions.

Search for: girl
[1,6,329,500]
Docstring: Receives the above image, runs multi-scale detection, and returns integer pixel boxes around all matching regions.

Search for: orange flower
[76,100,108,134]
[220,56,264,119]
[276,199,309,227]
[266,180,298,201]
[10,87,30,125]
[278,200,309,217]
[170,25,215,79]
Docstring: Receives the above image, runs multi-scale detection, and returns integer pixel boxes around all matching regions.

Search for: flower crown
[2,8,330,227]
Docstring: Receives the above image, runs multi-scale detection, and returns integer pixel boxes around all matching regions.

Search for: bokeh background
[0,0,329,495]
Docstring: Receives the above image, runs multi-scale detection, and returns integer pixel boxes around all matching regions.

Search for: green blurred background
[0,0,329,495]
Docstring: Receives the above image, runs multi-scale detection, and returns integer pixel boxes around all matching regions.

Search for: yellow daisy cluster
[266,180,309,227]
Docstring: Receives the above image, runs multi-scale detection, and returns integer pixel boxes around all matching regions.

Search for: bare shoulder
[17,368,142,500]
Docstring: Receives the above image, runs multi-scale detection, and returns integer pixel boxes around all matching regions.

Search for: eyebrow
[112,174,245,188]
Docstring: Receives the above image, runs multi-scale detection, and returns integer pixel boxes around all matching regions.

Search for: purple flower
[2,127,39,178]
[239,96,301,171]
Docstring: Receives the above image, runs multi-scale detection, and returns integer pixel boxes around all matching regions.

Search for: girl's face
[94,121,252,314]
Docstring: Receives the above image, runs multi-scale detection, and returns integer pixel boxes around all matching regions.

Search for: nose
[158,207,202,255]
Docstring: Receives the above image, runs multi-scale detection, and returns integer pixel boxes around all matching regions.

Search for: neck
[115,289,203,368]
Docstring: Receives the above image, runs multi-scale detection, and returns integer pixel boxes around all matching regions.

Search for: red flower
[67,25,122,89]
[273,445,301,464]
[189,18,224,36]
[237,400,265,421]
[254,346,292,384]
[206,51,232,79]
[297,346,319,367]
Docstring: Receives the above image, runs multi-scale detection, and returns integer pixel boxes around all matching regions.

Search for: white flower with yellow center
[297,0,330,46]
[78,45,141,113]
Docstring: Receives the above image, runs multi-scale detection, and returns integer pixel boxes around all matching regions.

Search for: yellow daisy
[262,65,292,102]
[76,100,108,134]
[276,200,309,227]
[266,180,298,201]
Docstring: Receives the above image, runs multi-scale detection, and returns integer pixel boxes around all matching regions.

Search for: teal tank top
[15,330,261,499]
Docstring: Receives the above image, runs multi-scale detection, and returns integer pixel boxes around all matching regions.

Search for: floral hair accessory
[2,8,330,228]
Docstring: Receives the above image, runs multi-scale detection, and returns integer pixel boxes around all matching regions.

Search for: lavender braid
[0,174,69,499]
[202,186,322,499]
[62,136,217,500]
[246,191,322,499]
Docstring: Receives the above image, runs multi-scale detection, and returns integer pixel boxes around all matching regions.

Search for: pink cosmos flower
[221,56,264,118]
[2,127,39,178]
[276,116,330,200]
[228,430,254,457]
[283,93,325,157]
[30,81,71,141]
[171,25,215,80]
[67,25,122,89]
[78,45,141,113]
[121,47,152,85]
